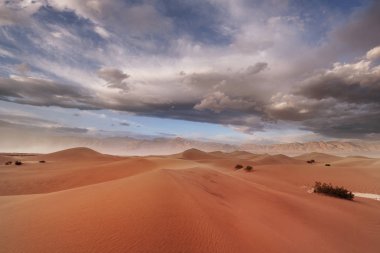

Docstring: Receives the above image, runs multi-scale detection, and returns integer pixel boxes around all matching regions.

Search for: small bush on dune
[245,165,253,172]
[5,161,12,165]
[15,161,23,166]
[325,163,331,166]
[307,159,316,164]
[39,160,46,163]
[313,181,354,200]
[235,164,243,170]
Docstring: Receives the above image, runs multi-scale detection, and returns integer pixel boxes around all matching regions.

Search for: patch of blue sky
[37,6,108,42]
[281,0,371,46]
[124,114,237,139]
[155,0,233,46]
[0,101,248,142]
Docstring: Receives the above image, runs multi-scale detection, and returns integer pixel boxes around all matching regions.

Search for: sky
[0,0,380,149]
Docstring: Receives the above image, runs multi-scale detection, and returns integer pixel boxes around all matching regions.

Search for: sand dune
[252,154,304,165]
[331,156,377,167]
[1,148,380,253]
[33,147,118,162]
[0,157,159,196]
[180,148,218,160]
[294,152,343,163]
[0,155,14,164]
[225,150,260,159]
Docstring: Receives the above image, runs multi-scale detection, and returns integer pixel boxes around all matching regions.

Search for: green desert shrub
[235,164,243,170]
[245,165,253,172]
[313,181,354,200]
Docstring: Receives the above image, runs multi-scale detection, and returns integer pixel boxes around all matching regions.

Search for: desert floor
[1,148,380,253]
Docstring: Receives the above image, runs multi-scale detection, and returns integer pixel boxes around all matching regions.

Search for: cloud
[366,46,380,61]
[94,26,110,39]
[268,45,380,138]
[194,91,256,113]
[49,1,173,36]
[297,47,380,105]
[245,62,268,75]
[0,113,89,134]
[0,75,96,109]
[15,63,30,75]
[301,106,380,139]
[0,1,42,26]
[318,1,380,61]
[97,67,130,90]
[54,126,89,133]
[0,113,57,127]
[1,0,380,142]
[0,7,28,26]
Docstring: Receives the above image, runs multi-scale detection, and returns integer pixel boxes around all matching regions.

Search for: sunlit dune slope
[294,152,343,163]
[1,148,380,253]
[33,147,118,162]
[251,154,304,165]
[180,148,218,160]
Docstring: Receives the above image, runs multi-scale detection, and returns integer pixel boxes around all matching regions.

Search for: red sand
[1,148,380,253]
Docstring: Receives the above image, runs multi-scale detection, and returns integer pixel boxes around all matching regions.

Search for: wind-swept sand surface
[1,148,380,253]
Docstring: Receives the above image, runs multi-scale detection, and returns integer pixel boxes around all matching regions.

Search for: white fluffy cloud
[366,46,380,61]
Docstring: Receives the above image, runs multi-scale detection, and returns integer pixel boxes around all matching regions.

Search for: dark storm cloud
[326,1,380,57]
[0,76,97,109]
[298,75,380,104]
[269,50,380,138]
[296,48,380,105]
[301,105,380,139]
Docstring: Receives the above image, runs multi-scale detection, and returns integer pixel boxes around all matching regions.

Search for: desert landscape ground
[1,147,380,253]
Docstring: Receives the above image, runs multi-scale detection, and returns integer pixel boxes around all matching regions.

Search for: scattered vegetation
[15,161,23,166]
[313,181,354,200]
[39,160,46,163]
[307,159,316,164]
[5,161,12,165]
[325,163,331,166]
[235,164,254,172]
[245,165,253,172]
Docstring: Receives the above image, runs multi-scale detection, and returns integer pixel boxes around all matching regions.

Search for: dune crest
[181,148,217,160]
[294,152,343,163]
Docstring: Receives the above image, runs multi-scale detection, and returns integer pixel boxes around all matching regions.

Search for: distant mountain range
[92,137,380,156]
[239,141,380,155]
[1,128,380,157]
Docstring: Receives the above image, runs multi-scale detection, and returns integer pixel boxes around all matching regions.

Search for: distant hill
[240,141,380,156]
[1,132,379,156]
